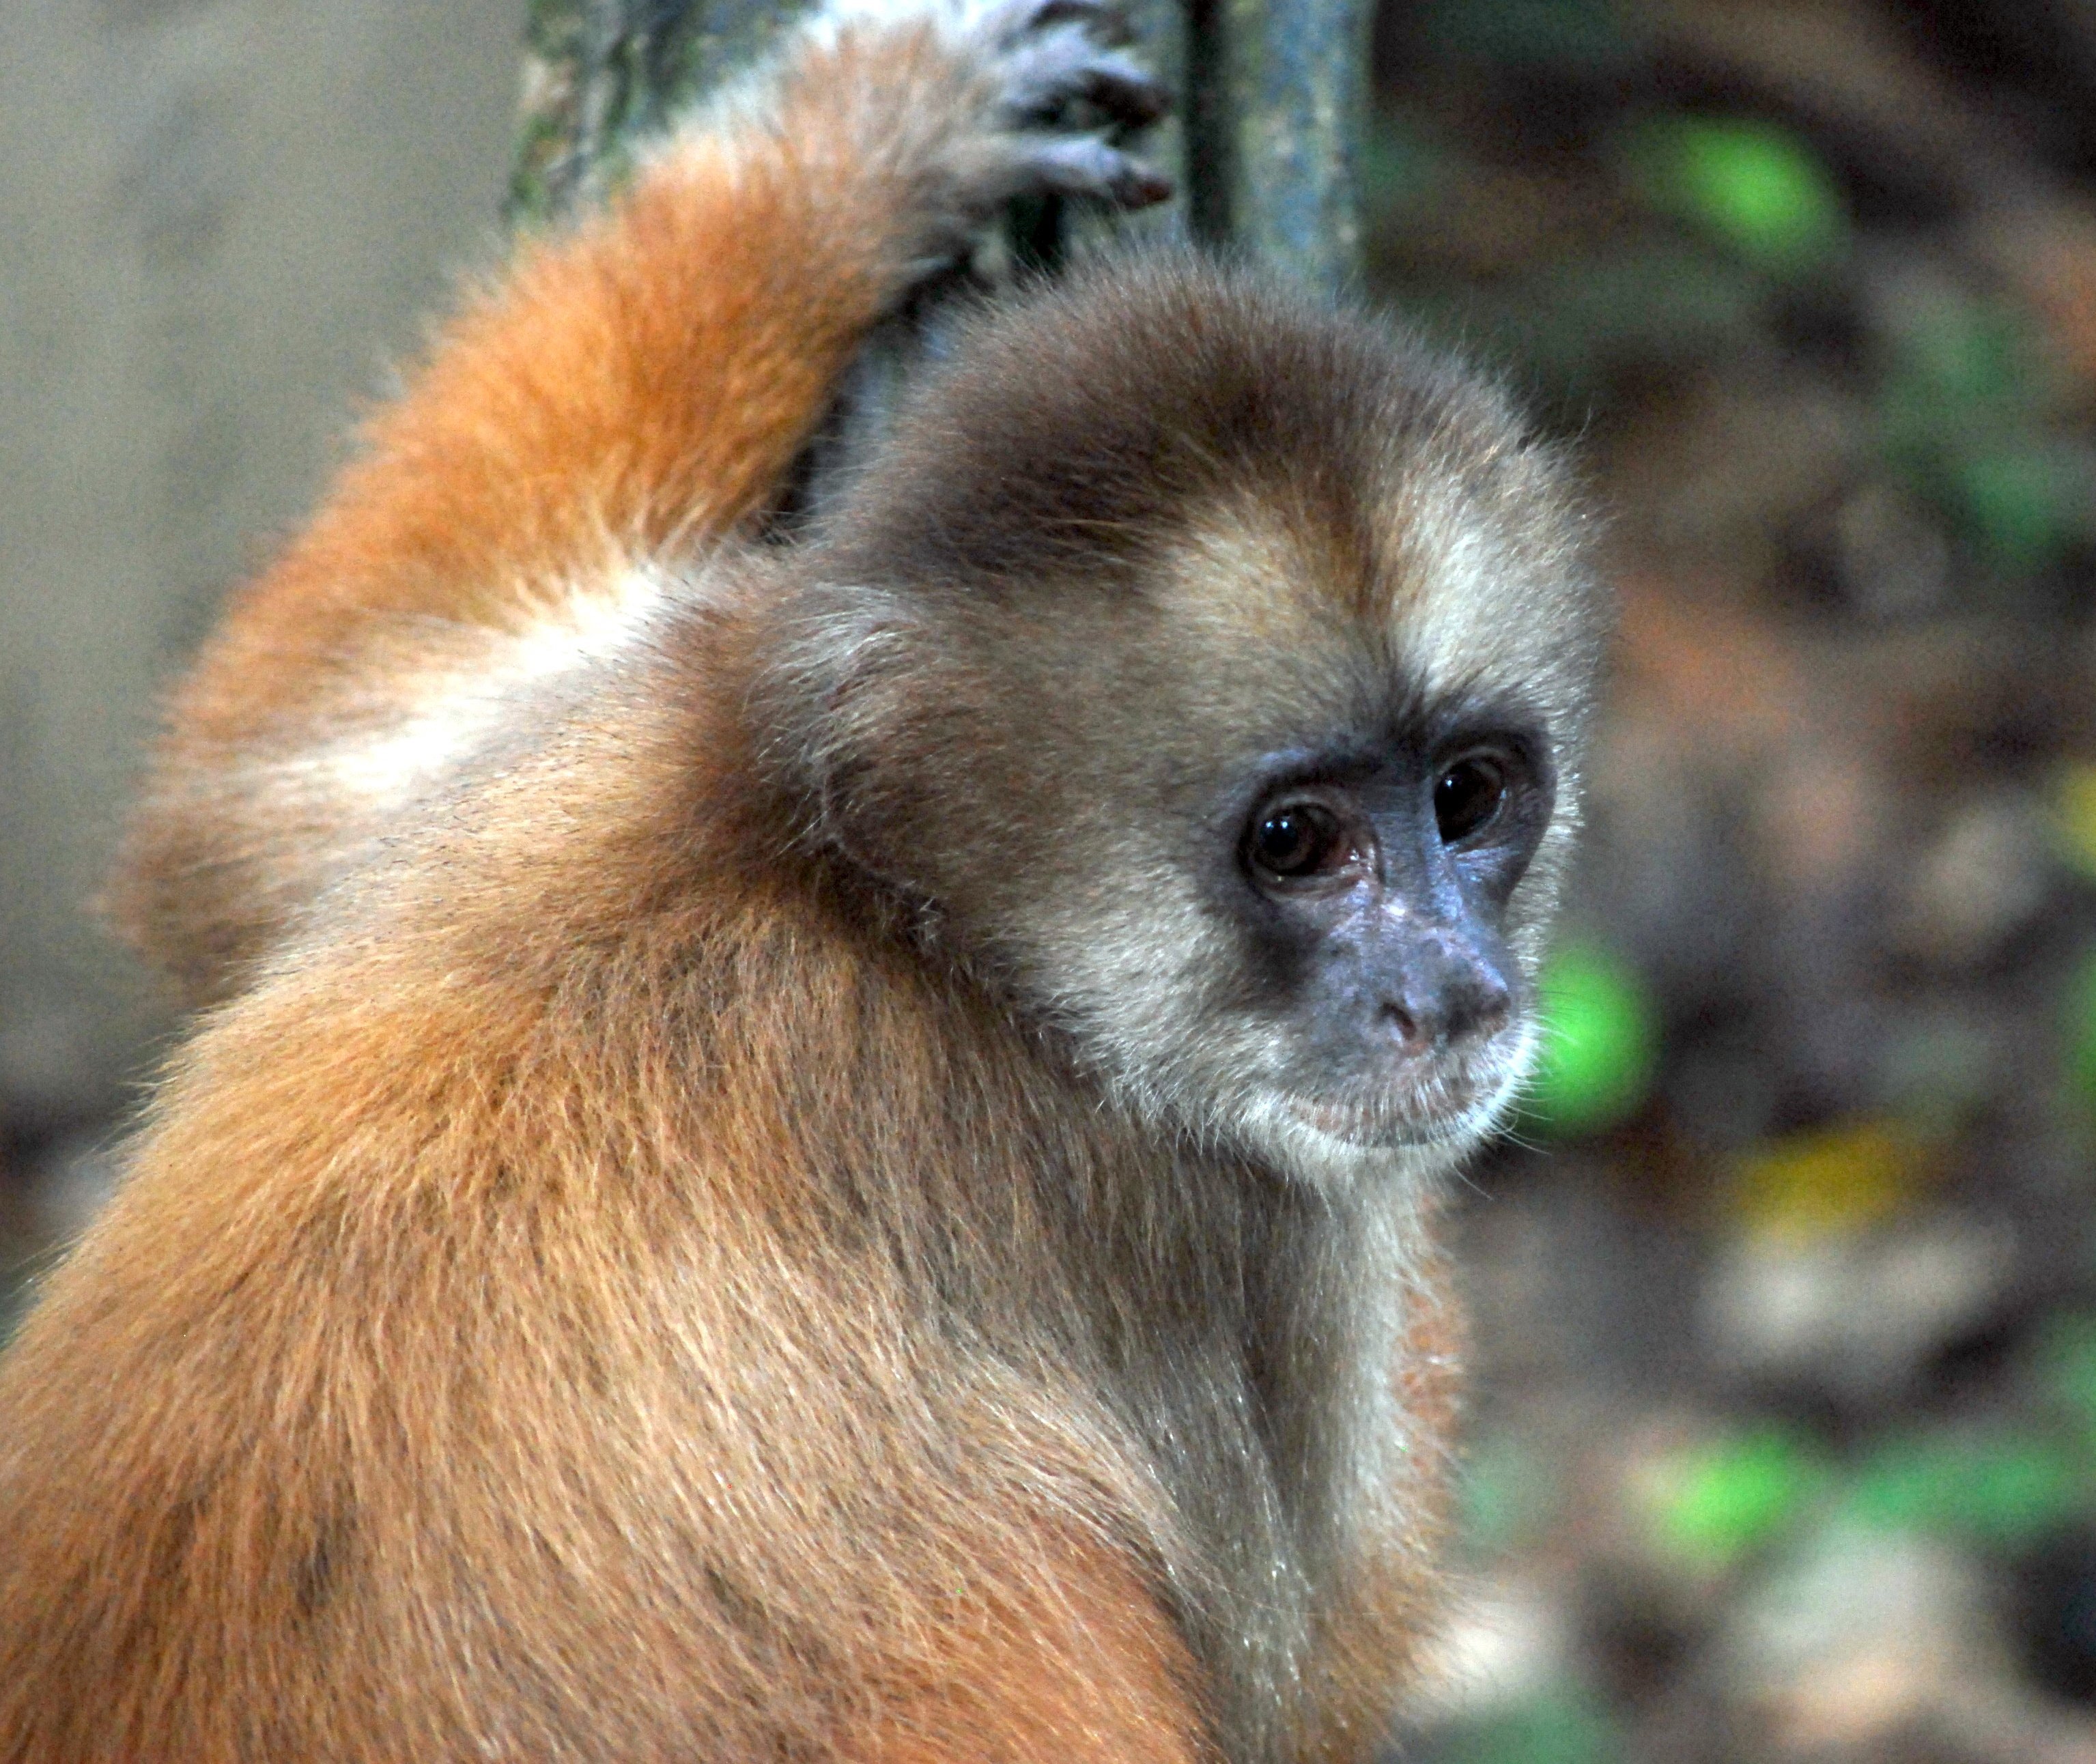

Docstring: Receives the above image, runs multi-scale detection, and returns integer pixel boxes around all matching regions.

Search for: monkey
[0,0,1604,1759]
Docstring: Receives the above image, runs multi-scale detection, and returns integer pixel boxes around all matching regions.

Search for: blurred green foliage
[1643,1423,2088,1572]
[1526,942,1658,1135]
[1436,1690,1623,1764]
[1843,1434,2088,1546]
[1372,0,2096,1750]
[1731,1120,1929,1242]
[1459,1434,1565,1559]
[2063,942,2096,1115]
[1629,117,1850,276]
[1404,0,1634,74]
[1357,113,1455,214]
[1648,1427,1833,1570]
[1878,294,2091,575]
[2051,765,2096,881]
[2037,1313,2096,1443]
[1428,242,1766,412]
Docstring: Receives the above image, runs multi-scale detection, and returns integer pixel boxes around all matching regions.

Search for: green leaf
[1647,1427,1830,1569]
[1843,1434,2087,1546]
[1441,1689,1621,1764]
[1632,117,1848,275]
[1526,942,1658,1135]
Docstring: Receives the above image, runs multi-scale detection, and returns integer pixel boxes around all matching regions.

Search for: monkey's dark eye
[1434,756,1507,844]
[1247,803,1345,879]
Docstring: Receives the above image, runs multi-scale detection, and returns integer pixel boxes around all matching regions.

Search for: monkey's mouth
[1282,1050,1521,1149]
[1286,1096,1474,1148]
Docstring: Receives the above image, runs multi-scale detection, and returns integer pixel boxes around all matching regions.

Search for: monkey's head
[774,257,1606,1184]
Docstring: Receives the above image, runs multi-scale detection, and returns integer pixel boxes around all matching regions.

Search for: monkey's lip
[1277,1049,1524,1148]
[1266,1030,1534,1139]
[1284,1087,1488,1149]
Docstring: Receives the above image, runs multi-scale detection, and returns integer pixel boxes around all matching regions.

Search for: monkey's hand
[755,0,1172,283]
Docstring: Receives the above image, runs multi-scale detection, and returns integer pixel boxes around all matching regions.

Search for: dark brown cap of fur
[817,253,1540,604]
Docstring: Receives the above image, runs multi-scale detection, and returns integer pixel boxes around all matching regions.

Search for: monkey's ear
[759,584,944,896]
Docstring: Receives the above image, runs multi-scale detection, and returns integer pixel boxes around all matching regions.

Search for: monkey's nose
[1378,948,1512,1053]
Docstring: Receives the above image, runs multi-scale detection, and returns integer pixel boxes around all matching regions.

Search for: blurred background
[7,1,2096,1759]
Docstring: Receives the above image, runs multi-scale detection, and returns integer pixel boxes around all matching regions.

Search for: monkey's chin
[1264,1059,1528,1168]
[1282,1095,1488,1152]
[1225,1097,1475,1196]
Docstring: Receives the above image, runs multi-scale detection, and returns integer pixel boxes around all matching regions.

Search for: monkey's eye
[1247,803,1346,880]
[1433,755,1507,844]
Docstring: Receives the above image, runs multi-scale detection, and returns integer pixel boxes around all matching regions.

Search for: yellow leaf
[1733,1121,1930,1242]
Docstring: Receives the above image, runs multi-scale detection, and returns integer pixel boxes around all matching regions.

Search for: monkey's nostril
[1469,975,1513,1033]
[1379,1000,1433,1053]
[1446,971,1513,1043]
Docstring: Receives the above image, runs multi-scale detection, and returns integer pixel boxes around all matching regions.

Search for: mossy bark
[1207,0,1368,286]
[507,0,1366,290]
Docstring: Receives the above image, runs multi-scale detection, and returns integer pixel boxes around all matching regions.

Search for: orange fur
[172,27,1023,739]
[4,647,1213,1757]
[110,19,1067,1003]
[857,1539,1211,1764]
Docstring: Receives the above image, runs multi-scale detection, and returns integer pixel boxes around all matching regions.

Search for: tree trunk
[507,0,1367,291]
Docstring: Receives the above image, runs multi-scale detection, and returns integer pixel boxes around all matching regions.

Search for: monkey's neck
[1003,1091,1436,1756]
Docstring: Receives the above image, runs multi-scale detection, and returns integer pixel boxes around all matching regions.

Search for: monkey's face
[793,490,1591,1186]
[784,259,1604,1186]
[917,498,1585,1184]
[1206,705,1552,1158]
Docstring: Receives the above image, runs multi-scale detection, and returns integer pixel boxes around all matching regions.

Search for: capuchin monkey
[0,1,1604,1759]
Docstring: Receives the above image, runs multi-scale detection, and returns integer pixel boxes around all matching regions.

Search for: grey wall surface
[1,0,525,1126]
